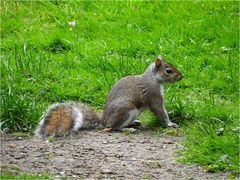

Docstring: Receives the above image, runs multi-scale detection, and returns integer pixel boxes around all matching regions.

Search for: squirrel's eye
[165,68,173,74]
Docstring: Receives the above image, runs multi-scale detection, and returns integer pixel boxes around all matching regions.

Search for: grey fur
[102,58,182,130]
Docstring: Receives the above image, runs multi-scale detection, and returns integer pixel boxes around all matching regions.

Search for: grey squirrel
[35,56,182,138]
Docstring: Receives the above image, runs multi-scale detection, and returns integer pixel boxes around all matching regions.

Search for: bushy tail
[35,102,102,138]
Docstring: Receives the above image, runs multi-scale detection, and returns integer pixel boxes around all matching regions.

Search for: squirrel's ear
[155,56,162,68]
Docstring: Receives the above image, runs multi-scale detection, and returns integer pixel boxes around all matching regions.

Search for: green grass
[0,165,52,179]
[0,1,239,176]
[1,173,51,180]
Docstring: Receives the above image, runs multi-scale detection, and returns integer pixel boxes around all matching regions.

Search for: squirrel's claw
[167,122,179,128]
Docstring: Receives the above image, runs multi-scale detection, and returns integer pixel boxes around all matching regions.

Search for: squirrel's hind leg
[106,107,140,130]
[125,119,142,128]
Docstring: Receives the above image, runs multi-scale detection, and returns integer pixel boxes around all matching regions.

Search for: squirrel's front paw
[167,122,179,128]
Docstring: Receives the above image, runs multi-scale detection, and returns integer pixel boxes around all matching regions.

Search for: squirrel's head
[154,56,183,83]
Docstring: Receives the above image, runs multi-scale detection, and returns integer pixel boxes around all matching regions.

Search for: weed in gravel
[0,165,52,179]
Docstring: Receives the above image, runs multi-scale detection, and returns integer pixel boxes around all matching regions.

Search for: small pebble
[163,140,174,144]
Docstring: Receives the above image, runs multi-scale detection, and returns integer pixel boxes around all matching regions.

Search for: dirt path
[1,130,228,179]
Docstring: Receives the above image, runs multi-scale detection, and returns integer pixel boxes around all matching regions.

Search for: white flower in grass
[68,21,76,27]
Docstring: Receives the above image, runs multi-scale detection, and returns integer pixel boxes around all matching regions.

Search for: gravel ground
[1,130,229,179]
